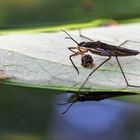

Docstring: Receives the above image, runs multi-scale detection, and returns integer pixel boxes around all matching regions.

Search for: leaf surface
[0,23,140,93]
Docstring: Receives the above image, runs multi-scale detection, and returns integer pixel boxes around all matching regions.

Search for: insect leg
[79,29,95,42]
[118,40,140,47]
[80,57,111,89]
[118,40,130,47]
[68,47,79,53]
[69,51,82,74]
[116,56,140,88]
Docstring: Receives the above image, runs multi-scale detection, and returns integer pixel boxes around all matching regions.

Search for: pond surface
[49,93,140,140]
[0,87,140,140]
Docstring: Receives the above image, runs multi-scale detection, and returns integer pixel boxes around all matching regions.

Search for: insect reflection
[59,91,137,114]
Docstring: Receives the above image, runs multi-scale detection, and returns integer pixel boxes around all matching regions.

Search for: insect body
[60,91,137,114]
[79,41,139,57]
[62,30,140,89]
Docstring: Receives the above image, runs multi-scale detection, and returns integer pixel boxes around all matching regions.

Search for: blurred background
[0,0,140,28]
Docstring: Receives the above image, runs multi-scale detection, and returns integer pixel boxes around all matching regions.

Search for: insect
[59,91,137,114]
[62,30,140,89]
[81,54,94,68]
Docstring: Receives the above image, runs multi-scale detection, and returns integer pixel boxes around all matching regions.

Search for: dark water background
[0,84,140,140]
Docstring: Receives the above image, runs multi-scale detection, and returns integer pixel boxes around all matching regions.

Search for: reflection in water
[49,93,140,140]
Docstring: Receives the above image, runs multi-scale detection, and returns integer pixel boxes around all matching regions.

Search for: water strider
[62,30,140,89]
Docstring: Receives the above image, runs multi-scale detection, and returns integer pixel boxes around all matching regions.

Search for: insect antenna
[79,29,95,42]
[61,102,76,114]
[58,102,70,105]
[58,102,74,114]
[61,30,79,45]
[58,93,78,114]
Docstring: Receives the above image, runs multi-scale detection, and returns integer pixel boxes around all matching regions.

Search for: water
[49,93,140,140]
[0,86,140,140]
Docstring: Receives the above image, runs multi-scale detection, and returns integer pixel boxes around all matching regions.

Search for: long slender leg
[116,56,140,88]
[69,52,82,74]
[119,40,140,47]
[79,30,95,42]
[80,57,111,89]
[68,47,79,53]
[68,47,82,74]
[118,40,130,47]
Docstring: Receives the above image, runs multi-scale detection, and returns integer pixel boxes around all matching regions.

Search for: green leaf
[0,23,140,93]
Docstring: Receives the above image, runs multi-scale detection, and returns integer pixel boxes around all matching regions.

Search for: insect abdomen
[90,41,140,56]
[114,48,140,56]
